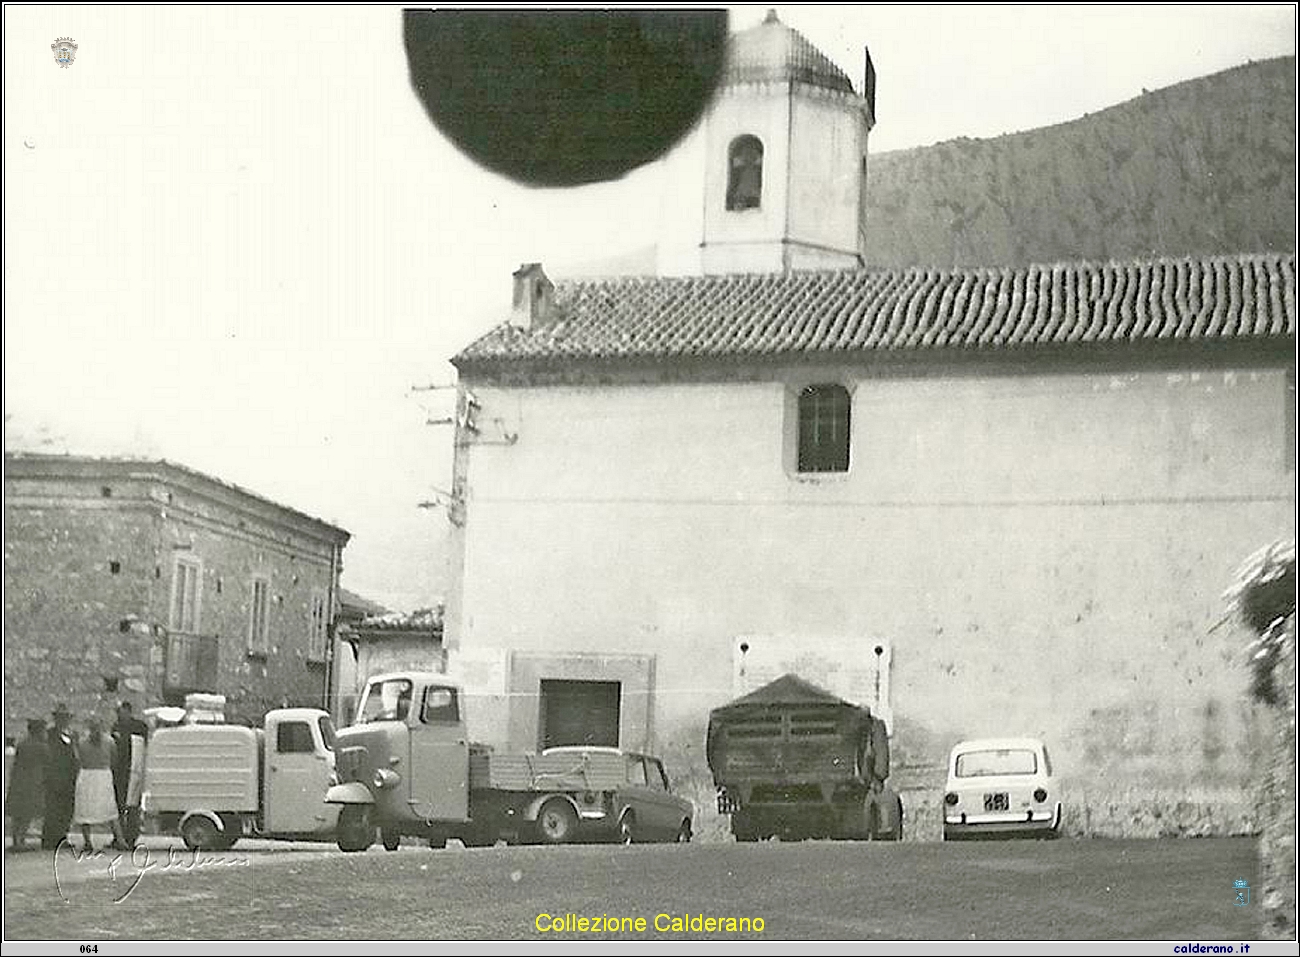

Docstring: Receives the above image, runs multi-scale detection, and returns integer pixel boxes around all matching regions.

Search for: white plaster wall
[700,85,791,274]
[787,93,866,258]
[449,364,1294,806]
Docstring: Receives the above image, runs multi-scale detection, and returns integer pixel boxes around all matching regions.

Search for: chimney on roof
[510,263,554,330]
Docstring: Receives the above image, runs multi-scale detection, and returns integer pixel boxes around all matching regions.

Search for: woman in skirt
[74,717,126,851]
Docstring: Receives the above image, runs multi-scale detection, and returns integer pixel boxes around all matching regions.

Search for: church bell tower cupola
[700,10,876,275]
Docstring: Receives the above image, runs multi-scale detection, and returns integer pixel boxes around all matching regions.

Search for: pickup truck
[326,671,692,850]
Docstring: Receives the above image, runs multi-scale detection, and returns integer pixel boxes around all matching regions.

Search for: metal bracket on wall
[418,488,466,527]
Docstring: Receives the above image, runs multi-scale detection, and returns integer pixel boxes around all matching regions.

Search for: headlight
[373,768,401,790]
[1033,788,1048,803]
[944,792,959,806]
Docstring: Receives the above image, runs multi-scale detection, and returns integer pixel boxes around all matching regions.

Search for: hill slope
[864,57,1296,268]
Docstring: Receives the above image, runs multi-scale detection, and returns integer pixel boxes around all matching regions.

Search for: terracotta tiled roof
[453,254,1296,369]
[337,588,391,620]
[722,11,856,95]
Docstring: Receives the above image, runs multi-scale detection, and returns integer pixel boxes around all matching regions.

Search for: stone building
[438,14,1296,835]
[4,453,350,733]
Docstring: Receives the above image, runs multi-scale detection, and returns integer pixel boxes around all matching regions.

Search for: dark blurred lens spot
[404,9,729,187]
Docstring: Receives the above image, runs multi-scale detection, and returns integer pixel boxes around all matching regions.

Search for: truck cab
[328,672,475,851]
[329,671,683,852]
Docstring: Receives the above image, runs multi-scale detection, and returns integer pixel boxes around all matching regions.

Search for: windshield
[357,678,414,724]
[955,748,1037,777]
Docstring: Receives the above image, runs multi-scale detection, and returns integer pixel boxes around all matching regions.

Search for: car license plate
[983,792,1009,812]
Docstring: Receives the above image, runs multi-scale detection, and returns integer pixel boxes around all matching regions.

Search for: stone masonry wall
[5,464,345,732]
[4,502,160,736]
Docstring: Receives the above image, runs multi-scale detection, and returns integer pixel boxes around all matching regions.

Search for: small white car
[942,737,1061,840]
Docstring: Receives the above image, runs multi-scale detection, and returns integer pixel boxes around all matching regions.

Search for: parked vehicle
[144,707,340,850]
[540,746,694,844]
[326,671,693,851]
[706,673,903,842]
[942,736,1062,840]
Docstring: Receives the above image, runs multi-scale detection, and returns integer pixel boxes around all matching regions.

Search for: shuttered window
[797,384,851,473]
[248,578,270,655]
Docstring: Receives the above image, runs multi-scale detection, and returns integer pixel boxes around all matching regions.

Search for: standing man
[111,702,149,849]
[5,719,47,851]
[41,703,78,851]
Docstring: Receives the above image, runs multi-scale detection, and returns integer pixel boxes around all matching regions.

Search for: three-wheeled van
[328,672,694,851]
[145,707,340,849]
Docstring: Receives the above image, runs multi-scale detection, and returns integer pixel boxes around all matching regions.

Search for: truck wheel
[536,799,578,844]
[180,815,221,851]
[337,805,375,853]
[866,794,903,842]
[461,825,495,848]
[864,800,881,841]
[214,814,241,850]
[731,810,758,843]
[879,796,904,842]
[675,820,693,844]
[382,828,401,852]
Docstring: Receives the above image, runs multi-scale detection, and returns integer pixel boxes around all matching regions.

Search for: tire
[864,800,881,842]
[675,820,692,844]
[337,805,375,853]
[180,815,222,851]
[731,810,759,843]
[214,814,241,850]
[877,796,903,842]
[460,825,495,848]
[536,799,579,845]
[618,814,636,846]
[382,828,401,852]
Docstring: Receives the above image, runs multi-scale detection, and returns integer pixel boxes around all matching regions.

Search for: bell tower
[700,11,876,275]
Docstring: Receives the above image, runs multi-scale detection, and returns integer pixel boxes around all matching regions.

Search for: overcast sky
[4,4,1295,612]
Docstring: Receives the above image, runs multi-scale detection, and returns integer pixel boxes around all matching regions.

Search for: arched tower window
[726,135,764,211]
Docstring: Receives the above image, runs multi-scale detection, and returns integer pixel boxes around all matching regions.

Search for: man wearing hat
[41,703,79,851]
[5,718,47,851]
[111,701,149,848]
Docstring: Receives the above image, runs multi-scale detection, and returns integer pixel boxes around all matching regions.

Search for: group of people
[5,700,150,852]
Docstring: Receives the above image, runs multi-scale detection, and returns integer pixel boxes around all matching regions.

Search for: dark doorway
[539,680,621,750]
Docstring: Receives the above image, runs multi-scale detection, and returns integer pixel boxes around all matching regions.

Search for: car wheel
[536,799,578,845]
[382,828,401,852]
[180,815,221,851]
[619,815,636,846]
[337,805,375,853]
[675,820,692,844]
